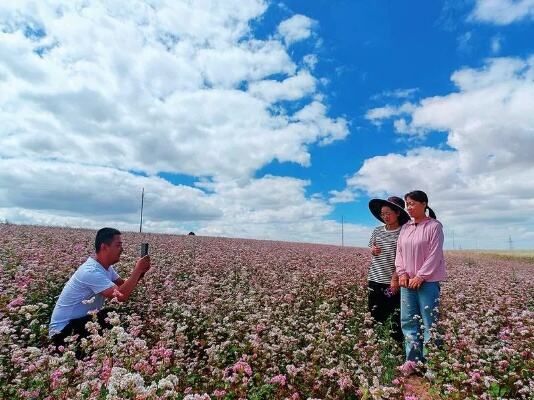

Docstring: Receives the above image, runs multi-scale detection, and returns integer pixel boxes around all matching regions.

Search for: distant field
[1,224,533,399]
[447,249,534,262]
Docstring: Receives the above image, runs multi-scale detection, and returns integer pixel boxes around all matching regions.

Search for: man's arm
[101,256,150,302]
[113,277,125,286]
[101,284,126,302]
[101,274,140,302]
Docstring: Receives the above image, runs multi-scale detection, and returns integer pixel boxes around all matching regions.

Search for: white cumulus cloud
[349,56,534,249]
[366,102,417,123]
[278,14,316,46]
[329,189,358,204]
[248,70,316,102]
[0,1,361,245]
[470,0,534,25]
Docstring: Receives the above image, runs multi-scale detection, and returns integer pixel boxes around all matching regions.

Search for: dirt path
[402,376,440,400]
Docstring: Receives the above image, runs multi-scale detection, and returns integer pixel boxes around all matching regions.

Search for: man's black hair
[95,227,121,252]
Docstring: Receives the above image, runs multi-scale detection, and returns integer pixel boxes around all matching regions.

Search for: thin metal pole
[341,215,345,247]
[139,187,144,233]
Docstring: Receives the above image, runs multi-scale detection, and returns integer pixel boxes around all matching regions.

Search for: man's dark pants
[51,308,113,357]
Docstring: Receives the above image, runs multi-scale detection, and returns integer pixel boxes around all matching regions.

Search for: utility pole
[452,230,455,250]
[341,215,344,248]
[508,235,513,250]
[139,187,145,233]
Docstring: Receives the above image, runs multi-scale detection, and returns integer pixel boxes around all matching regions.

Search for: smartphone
[140,243,149,257]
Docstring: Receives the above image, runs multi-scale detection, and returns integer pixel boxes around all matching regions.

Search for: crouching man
[48,227,150,348]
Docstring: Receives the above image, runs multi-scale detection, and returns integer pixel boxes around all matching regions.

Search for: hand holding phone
[139,243,150,279]
[140,243,149,257]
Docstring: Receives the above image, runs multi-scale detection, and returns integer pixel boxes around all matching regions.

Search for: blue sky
[1,0,534,249]
[259,0,534,246]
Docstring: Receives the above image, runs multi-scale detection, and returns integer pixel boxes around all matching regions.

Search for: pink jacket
[395,218,447,282]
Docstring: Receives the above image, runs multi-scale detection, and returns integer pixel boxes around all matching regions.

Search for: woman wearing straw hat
[396,190,446,364]
[367,196,410,342]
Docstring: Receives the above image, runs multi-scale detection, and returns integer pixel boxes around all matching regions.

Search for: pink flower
[100,357,113,381]
[20,389,40,399]
[498,360,509,370]
[400,360,417,376]
[286,364,299,377]
[499,328,511,340]
[405,396,418,400]
[469,371,481,381]
[283,293,294,302]
[213,389,226,398]
[337,375,352,391]
[270,374,287,386]
[7,296,24,309]
[232,361,252,376]
[50,369,63,390]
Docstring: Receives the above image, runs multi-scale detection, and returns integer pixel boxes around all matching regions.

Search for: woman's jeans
[400,282,440,362]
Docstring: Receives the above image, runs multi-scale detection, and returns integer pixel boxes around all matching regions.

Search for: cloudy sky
[1,0,534,249]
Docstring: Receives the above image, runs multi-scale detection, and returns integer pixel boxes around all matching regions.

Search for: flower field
[1,224,532,399]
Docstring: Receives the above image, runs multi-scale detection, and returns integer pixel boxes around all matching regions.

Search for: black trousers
[368,281,403,342]
[51,308,113,349]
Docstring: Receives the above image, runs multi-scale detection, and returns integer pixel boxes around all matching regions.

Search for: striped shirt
[368,226,401,284]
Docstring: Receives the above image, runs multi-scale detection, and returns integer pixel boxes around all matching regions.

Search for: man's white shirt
[48,257,119,337]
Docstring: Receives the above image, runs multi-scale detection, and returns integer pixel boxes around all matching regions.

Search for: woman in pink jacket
[395,190,446,363]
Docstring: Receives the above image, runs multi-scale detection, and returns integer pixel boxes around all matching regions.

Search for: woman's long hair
[405,190,437,219]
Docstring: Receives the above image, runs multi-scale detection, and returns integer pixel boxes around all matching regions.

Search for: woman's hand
[408,276,424,290]
[371,245,381,256]
[398,274,409,288]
